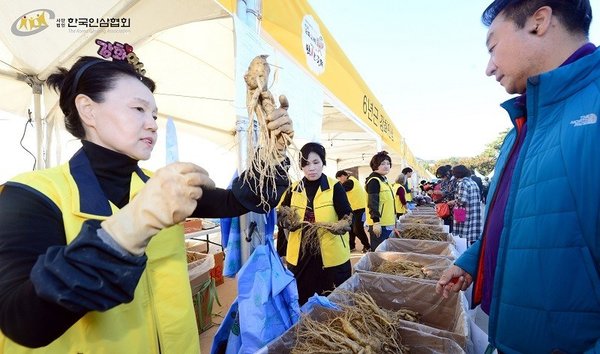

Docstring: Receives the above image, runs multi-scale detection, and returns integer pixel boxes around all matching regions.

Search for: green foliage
[430,128,509,176]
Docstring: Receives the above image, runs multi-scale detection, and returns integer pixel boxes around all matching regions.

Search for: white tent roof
[0,0,412,185]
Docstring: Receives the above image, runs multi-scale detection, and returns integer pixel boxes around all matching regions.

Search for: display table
[185,226,223,252]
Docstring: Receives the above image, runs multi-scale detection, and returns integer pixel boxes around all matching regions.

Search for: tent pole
[26,77,45,170]
[236,0,263,264]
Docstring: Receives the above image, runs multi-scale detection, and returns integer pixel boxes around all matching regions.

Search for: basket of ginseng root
[399,215,443,226]
[354,252,454,282]
[375,238,459,258]
[396,223,453,243]
[262,292,464,353]
[329,272,469,350]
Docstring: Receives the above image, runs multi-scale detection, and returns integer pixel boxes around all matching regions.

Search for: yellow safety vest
[0,153,198,354]
[392,183,407,215]
[365,176,395,226]
[345,176,366,211]
[405,179,413,202]
[286,176,350,268]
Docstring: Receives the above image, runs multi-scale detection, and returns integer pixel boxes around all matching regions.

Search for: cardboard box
[330,272,469,349]
[185,239,209,254]
[184,218,203,234]
[376,238,459,258]
[353,251,454,281]
[263,306,464,353]
[210,251,225,286]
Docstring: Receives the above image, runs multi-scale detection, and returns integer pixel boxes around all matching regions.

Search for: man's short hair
[335,170,349,178]
[401,167,413,175]
[482,0,592,35]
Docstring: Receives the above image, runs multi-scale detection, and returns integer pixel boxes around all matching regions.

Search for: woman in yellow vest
[393,173,408,218]
[0,55,293,353]
[278,143,352,305]
[365,151,396,251]
[335,170,370,253]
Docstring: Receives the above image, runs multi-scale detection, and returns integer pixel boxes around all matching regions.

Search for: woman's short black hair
[435,165,452,179]
[46,56,156,139]
[299,142,326,167]
[369,151,392,171]
[335,170,349,178]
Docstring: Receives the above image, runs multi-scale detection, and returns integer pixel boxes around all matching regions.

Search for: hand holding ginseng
[102,162,215,256]
[266,95,294,153]
[435,265,472,298]
[328,214,352,235]
[277,205,302,231]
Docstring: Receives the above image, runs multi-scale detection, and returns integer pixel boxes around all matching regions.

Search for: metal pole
[236,0,264,264]
[26,77,45,170]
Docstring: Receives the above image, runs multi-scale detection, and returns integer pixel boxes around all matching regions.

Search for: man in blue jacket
[436,1,600,353]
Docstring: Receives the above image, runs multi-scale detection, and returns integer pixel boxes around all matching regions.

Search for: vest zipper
[146,272,164,354]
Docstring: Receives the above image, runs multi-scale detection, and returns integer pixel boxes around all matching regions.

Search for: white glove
[101,162,215,256]
[372,222,382,237]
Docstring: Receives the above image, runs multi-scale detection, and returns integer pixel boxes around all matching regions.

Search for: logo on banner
[11,8,131,37]
[11,9,55,36]
[302,15,326,75]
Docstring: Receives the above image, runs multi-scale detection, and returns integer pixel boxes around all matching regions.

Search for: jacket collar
[68,149,149,217]
[501,44,599,126]
[293,174,331,193]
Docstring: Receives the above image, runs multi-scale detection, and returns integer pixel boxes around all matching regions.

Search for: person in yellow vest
[0,56,293,353]
[393,173,408,218]
[365,151,396,251]
[278,143,352,305]
[401,167,414,210]
[335,170,370,253]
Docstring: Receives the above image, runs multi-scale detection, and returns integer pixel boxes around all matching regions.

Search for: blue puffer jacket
[456,48,600,353]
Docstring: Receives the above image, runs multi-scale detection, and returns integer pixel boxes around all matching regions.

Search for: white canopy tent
[0,0,416,188]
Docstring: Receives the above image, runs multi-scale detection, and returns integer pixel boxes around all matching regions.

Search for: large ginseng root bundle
[375,259,428,279]
[277,205,351,256]
[243,55,295,210]
[291,290,421,354]
[401,217,441,225]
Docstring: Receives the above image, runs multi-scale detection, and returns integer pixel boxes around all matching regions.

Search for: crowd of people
[1,0,599,352]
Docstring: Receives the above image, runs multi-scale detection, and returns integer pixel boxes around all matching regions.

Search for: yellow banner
[260,1,403,153]
[216,0,427,177]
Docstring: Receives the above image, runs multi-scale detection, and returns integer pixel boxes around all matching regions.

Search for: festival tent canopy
[0,0,425,183]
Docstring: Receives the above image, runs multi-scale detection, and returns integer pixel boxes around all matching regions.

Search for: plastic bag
[453,207,466,223]
[435,202,450,218]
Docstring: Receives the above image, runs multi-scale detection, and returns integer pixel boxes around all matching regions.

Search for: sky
[308,0,600,161]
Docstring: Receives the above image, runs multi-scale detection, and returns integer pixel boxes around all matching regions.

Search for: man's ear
[530,6,552,35]
[74,94,96,127]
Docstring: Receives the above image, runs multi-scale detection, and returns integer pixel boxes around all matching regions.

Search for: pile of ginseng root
[291,290,421,354]
[277,205,351,256]
[375,259,429,279]
[401,217,441,225]
[398,224,448,242]
[186,251,203,264]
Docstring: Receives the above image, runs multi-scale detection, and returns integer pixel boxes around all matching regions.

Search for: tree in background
[422,129,509,177]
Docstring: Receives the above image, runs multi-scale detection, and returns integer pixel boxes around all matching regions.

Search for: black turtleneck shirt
[0,141,289,348]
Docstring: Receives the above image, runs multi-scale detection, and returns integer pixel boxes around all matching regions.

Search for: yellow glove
[266,95,294,152]
[372,222,382,237]
[101,162,215,256]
